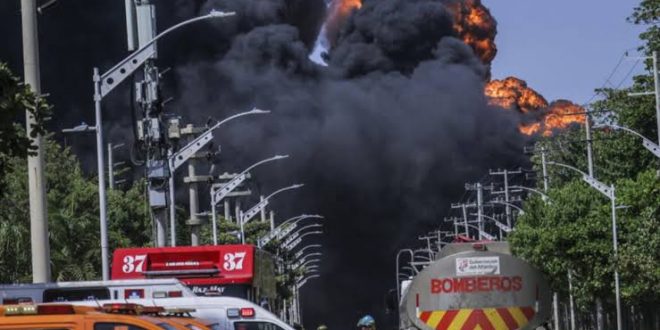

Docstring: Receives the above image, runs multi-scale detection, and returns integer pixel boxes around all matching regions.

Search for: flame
[325,0,363,46]
[540,100,587,136]
[321,0,584,137]
[485,77,547,113]
[486,78,586,136]
[324,0,497,64]
[448,0,497,65]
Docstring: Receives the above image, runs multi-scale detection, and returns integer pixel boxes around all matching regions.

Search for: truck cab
[61,296,294,330]
[0,304,193,330]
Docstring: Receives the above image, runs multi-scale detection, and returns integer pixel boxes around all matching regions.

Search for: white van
[0,279,195,304]
[64,296,294,330]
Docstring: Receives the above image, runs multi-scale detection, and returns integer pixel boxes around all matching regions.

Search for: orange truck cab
[0,304,200,330]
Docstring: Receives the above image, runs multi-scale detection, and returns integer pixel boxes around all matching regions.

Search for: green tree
[510,0,660,315]
[0,136,151,282]
[0,62,50,192]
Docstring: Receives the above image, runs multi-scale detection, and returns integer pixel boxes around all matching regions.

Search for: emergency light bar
[3,305,75,316]
[226,308,255,318]
[102,303,142,314]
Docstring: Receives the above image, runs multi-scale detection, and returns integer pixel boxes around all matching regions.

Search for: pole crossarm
[99,10,235,97]
[594,123,660,158]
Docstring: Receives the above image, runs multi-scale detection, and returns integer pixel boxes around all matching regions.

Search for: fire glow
[323,0,586,136]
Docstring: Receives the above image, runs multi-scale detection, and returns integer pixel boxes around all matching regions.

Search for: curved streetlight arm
[265,183,304,201]
[488,200,526,214]
[594,123,660,159]
[212,154,288,205]
[99,10,236,97]
[396,248,414,299]
[283,231,324,251]
[546,161,587,177]
[463,223,496,240]
[279,214,324,228]
[470,213,512,233]
[288,223,323,238]
[298,259,321,270]
[241,183,304,225]
[546,161,613,198]
[171,108,270,172]
[294,252,323,263]
[297,274,320,288]
[402,266,418,275]
[510,185,551,202]
[293,244,322,259]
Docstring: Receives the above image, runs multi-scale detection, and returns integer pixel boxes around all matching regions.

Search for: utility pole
[541,147,549,192]
[443,216,461,237]
[585,108,595,177]
[489,169,522,229]
[538,146,562,330]
[21,0,50,283]
[260,196,267,222]
[181,125,210,246]
[107,143,125,190]
[451,202,475,237]
[628,51,660,175]
[465,183,484,239]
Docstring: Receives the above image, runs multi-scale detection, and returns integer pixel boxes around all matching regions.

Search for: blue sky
[486,0,646,105]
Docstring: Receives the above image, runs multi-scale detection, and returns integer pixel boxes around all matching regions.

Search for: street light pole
[240,184,304,243]
[93,67,110,280]
[594,123,660,159]
[210,155,288,245]
[21,0,50,284]
[547,161,622,330]
[90,10,236,276]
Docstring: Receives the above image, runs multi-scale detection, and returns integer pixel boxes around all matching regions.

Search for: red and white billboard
[111,245,255,287]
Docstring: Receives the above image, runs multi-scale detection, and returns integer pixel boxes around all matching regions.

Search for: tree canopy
[509,0,660,313]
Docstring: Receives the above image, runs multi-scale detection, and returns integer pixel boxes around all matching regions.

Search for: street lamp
[462,223,496,241]
[282,230,323,252]
[239,183,304,243]
[510,185,551,203]
[293,244,322,259]
[594,123,660,159]
[210,154,289,244]
[546,161,622,330]
[396,248,414,299]
[258,214,324,248]
[470,213,511,240]
[88,10,235,279]
[488,199,525,214]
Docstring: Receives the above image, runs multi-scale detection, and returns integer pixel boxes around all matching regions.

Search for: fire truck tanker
[399,241,551,330]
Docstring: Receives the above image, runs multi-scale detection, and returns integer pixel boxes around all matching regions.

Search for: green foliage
[0,136,151,282]
[511,0,660,310]
[0,62,51,192]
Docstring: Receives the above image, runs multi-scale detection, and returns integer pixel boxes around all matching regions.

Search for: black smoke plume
[0,0,528,327]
